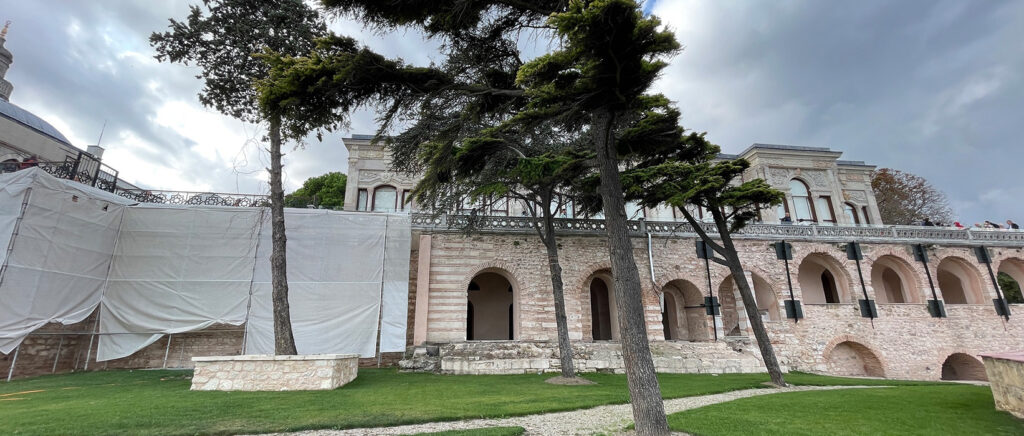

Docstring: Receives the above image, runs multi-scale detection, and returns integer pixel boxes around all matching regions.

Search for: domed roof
[0,98,72,145]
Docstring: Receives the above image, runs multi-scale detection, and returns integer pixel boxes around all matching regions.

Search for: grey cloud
[652,0,1024,224]
[4,1,1022,224]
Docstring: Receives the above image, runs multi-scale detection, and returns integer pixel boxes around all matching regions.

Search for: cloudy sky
[2,1,1022,224]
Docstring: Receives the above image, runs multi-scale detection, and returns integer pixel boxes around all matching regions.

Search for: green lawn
[0,369,963,436]
[668,385,1024,436]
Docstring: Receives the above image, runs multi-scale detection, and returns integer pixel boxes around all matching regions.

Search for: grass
[668,385,1024,436]
[0,369,967,436]
[403,427,525,436]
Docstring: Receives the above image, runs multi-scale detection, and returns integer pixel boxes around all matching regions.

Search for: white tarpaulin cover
[0,169,412,360]
[0,168,134,353]
[379,214,411,352]
[96,206,263,361]
[244,210,410,357]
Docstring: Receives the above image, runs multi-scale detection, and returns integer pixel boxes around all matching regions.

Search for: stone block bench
[191,354,359,391]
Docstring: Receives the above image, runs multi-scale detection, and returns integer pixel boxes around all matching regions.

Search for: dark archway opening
[821,270,840,303]
[941,353,988,381]
[590,278,613,340]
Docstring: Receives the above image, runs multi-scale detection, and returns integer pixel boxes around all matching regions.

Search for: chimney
[87,145,105,159]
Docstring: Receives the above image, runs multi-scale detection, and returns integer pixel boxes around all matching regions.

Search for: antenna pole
[96,120,107,146]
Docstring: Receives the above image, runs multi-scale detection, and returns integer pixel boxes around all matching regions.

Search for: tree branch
[677,207,725,254]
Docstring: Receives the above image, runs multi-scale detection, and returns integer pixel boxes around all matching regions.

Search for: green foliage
[621,129,785,233]
[517,0,679,114]
[667,385,1023,436]
[150,0,327,123]
[998,272,1023,304]
[285,172,347,208]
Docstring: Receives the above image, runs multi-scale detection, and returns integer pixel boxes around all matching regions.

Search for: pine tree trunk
[592,109,669,436]
[712,212,785,386]
[542,214,577,378]
[269,116,298,356]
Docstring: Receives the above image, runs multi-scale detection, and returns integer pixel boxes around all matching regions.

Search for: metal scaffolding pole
[6,345,19,382]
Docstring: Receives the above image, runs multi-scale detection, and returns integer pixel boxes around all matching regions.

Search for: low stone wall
[980,352,1024,419]
[401,340,767,375]
[191,354,359,391]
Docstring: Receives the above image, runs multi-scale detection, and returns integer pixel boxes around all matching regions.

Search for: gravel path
[281,385,884,436]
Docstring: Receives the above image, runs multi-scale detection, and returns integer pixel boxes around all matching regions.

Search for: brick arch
[794,251,857,303]
[939,351,988,381]
[716,265,783,300]
[574,261,613,295]
[866,247,925,303]
[459,259,526,340]
[822,335,887,378]
[654,273,706,295]
[459,259,527,295]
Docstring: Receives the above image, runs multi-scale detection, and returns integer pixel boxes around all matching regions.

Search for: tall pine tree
[152,0,328,354]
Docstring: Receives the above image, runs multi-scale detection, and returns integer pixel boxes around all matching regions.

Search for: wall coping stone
[980,351,1024,363]
[192,353,359,362]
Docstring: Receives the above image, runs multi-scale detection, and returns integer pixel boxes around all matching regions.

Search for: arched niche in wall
[660,279,710,342]
[587,271,618,341]
[798,253,852,304]
[870,255,922,304]
[997,258,1024,304]
[936,257,986,304]
[718,272,780,336]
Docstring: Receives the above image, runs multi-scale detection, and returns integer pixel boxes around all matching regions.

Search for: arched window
[372,186,397,212]
[789,179,815,222]
[843,203,860,225]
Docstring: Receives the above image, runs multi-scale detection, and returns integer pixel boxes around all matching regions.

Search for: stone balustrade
[410,213,1024,247]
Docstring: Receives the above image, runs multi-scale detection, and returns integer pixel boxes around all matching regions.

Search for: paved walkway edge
[276,385,887,436]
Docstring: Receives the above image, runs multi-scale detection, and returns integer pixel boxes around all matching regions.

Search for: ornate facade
[345,136,1024,380]
[3,135,1023,382]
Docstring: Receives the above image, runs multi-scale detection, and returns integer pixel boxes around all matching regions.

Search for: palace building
[345,135,1024,380]
[1,25,1022,382]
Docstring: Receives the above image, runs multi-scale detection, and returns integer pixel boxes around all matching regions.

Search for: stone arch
[997,257,1024,304]
[823,336,886,377]
[870,254,923,303]
[940,353,988,381]
[0,153,22,162]
[936,256,986,304]
[460,261,524,341]
[717,271,781,336]
[659,279,710,341]
[797,252,855,304]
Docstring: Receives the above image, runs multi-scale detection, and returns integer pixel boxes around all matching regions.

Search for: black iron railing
[113,189,270,207]
[2,154,269,207]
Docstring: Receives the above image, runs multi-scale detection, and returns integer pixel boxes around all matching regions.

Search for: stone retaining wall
[401,340,766,375]
[191,354,359,391]
[980,352,1024,418]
